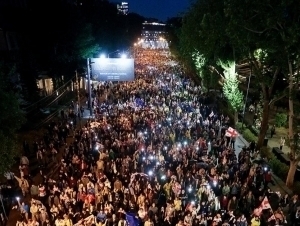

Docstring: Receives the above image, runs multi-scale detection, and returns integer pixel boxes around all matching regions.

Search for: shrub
[260,146,273,160]
[249,126,259,136]
[242,129,257,142]
[268,157,289,179]
[275,113,287,127]
[236,122,245,133]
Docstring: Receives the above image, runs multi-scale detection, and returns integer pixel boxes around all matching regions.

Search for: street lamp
[87,58,94,116]
[75,70,81,127]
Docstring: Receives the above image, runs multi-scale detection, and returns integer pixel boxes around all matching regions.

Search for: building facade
[117,2,128,15]
[140,21,168,49]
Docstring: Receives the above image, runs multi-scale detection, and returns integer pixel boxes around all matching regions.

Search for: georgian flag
[225,127,238,137]
[253,197,272,216]
[209,111,214,118]
[260,197,272,210]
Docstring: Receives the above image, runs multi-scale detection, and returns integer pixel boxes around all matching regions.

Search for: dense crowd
[8,48,294,226]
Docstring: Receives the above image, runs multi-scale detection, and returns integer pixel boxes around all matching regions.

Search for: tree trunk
[234,111,238,127]
[257,100,270,149]
[286,160,298,187]
[286,60,296,187]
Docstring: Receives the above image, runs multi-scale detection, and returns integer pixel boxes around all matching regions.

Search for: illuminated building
[140,21,168,49]
[117,2,128,15]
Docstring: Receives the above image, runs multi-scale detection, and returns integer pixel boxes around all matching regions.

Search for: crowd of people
[8,48,294,226]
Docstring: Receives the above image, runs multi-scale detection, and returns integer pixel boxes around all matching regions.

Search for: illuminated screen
[91,58,135,81]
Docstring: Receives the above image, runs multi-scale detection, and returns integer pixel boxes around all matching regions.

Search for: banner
[91,58,135,81]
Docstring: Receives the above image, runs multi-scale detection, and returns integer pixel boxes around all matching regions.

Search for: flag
[225,127,238,137]
[260,197,272,210]
[268,214,276,222]
[253,197,272,216]
[253,208,262,216]
[209,111,214,118]
[126,212,139,226]
[185,203,194,212]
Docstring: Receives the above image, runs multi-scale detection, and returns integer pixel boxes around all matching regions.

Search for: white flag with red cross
[225,127,238,137]
[209,111,214,118]
[253,197,272,216]
[260,196,272,210]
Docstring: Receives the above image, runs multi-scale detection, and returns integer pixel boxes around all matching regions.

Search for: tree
[218,61,244,125]
[0,63,26,175]
[223,0,298,149]
[74,23,100,60]
[179,0,243,122]
[286,60,298,187]
[225,0,300,185]
[192,52,220,90]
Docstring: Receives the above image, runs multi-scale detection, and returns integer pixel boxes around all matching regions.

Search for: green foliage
[275,113,287,127]
[0,63,26,175]
[178,0,233,73]
[260,147,274,160]
[0,132,19,176]
[235,122,258,142]
[269,157,289,179]
[178,0,300,146]
[236,122,245,132]
[219,61,244,112]
[242,129,257,142]
[75,24,100,59]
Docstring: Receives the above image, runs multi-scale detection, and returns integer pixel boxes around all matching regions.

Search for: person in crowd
[9,48,292,226]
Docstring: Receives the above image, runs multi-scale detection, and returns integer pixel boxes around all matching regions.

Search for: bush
[249,126,259,136]
[260,146,273,160]
[242,129,258,142]
[269,157,289,179]
[275,113,287,127]
[236,122,245,133]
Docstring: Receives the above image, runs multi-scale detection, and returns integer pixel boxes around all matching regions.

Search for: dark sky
[112,0,191,22]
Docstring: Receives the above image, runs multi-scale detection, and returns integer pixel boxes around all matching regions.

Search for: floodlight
[121,53,127,59]
[100,54,106,59]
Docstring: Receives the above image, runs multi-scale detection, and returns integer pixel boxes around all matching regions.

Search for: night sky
[111,0,191,22]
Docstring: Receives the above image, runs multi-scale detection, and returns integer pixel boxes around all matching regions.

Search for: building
[140,21,168,49]
[117,2,128,15]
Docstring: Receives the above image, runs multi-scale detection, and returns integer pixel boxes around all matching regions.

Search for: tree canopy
[177,0,300,148]
[0,63,26,175]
